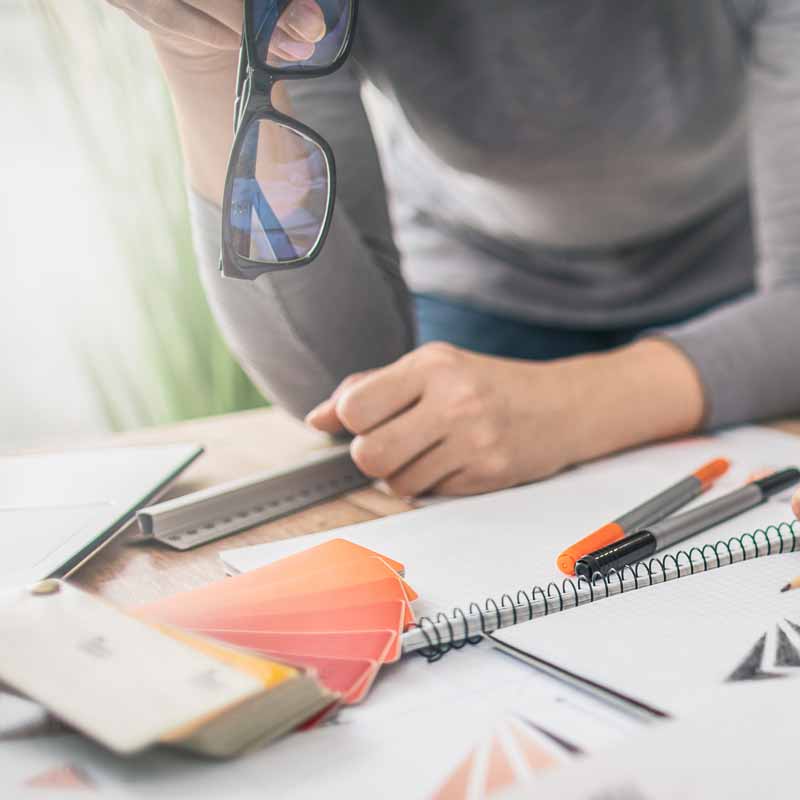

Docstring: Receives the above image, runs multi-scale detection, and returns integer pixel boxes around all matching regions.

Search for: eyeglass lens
[229,115,330,264]
[252,0,352,71]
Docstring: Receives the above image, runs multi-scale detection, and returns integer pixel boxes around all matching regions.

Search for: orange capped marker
[556,458,730,575]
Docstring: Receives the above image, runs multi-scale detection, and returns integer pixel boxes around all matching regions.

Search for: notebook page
[492,552,800,714]
[222,426,800,618]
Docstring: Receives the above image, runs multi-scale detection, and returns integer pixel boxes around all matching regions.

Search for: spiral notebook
[489,543,800,716]
[221,426,800,716]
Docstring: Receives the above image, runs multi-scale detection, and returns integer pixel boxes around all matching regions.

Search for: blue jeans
[414,294,654,360]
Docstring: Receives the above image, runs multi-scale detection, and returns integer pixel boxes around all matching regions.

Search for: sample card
[255,653,381,704]
[194,629,399,665]
[136,539,420,704]
[187,600,406,661]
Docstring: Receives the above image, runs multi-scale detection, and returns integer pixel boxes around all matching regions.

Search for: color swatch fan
[136,539,417,705]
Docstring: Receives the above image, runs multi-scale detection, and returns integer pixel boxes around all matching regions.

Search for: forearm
[656,290,800,427]
[152,42,237,204]
[558,339,705,466]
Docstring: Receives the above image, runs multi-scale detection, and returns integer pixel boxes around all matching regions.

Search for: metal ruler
[135,445,369,550]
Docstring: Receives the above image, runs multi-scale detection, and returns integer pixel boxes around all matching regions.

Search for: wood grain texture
[65,409,800,606]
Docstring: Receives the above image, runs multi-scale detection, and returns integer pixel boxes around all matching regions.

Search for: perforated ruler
[135,446,369,550]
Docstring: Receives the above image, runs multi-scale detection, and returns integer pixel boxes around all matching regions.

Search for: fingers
[111,0,325,57]
[306,371,374,434]
[277,0,326,43]
[335,355,427,435]
[793,490,800,520]
[272,0,326,62]
[350,401,444,481]
[270,28,317,61]
[383,441,461,498]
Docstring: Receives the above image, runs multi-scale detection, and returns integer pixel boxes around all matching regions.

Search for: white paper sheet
[498,680,800,800]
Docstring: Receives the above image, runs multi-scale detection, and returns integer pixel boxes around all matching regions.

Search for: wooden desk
[72,409,800,607]
[72,408,411,607]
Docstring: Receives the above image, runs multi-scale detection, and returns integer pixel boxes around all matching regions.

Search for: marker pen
[575,468,800,579]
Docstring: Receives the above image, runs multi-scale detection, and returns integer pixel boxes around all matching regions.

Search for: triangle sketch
[726,632,785,682]
[783,618,800,641]
[775,623,800,668]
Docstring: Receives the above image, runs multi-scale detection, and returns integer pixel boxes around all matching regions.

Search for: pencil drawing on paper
[727,619,800,682]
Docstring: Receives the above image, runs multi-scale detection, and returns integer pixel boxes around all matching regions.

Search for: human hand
[106,0,325,61]
[793,490,800,520]
[305,343,581,497]
[306,339,705,498]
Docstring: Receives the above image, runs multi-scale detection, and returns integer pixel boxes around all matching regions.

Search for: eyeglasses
[220,0,358,280]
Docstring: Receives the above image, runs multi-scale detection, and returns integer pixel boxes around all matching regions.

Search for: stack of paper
[136,539,418,705]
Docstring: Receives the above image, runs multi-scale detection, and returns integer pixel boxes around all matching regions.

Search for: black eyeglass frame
[220,0,359,280]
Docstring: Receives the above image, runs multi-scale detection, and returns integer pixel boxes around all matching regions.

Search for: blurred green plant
[28,0,266,430]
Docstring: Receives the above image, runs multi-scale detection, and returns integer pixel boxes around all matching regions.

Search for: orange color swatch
[256,652,380,704]
[195,628,399,665]
[188,600,406,661]
[134,538,417,706]
[138,557,415,622]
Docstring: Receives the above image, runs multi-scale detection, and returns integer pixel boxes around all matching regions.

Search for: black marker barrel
[575,532,657,580]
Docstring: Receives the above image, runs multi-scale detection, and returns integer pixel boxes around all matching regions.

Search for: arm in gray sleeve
[657,0,800,428]
[188,65,415,420]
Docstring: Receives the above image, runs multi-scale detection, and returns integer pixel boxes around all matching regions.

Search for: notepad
[491,553,800,715]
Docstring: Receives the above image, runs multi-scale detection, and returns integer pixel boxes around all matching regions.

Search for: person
[108,1,800,497]
[794,490,800,521]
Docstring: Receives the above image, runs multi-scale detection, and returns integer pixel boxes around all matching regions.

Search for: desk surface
[72,408,411,607]
[71,408,800,607]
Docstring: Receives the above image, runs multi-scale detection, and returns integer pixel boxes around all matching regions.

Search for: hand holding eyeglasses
[106,0,325,62]
[110,0,357,277]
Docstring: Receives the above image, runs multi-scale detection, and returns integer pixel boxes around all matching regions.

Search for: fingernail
[286,1,326,43]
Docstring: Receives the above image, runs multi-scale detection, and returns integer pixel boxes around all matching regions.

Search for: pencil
[556,458,730,576]
[780,576,800,593]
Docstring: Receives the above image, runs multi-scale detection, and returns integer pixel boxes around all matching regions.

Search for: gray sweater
[189,0,800,427]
